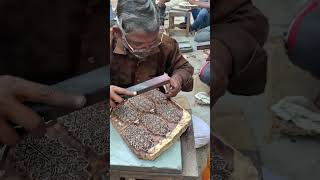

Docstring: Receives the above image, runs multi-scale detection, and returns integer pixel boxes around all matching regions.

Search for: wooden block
[179,2,198,9]
[111,90,191,160]
[185,13,190,37]
[1,102,109,180]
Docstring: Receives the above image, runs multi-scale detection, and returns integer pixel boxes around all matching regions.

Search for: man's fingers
[165,79,181,98]
[113,86,136,96]
[0,118,19,145]
[166,89,178,98]
[111,91,125,103]
[110,100,117,108]
[3,98,43,131]
[165,92,173,98]
[12,77,86,109]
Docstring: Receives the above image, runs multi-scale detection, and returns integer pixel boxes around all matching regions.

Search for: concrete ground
[214,0,320,180]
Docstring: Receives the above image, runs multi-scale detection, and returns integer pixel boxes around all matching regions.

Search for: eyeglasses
[116,17,163,53]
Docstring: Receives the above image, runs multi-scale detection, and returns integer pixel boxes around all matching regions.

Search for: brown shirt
[110,30,194,91]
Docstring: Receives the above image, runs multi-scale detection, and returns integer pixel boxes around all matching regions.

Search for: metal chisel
[121,74,171,100]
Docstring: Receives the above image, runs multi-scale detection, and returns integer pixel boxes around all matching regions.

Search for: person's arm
[0,75,86,145]
[166,39,194,95]
[189,0,210,9]
[212,2,269,106]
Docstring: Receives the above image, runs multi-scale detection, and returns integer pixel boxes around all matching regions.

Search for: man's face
[125,31,159,51]
[115,27,163,59]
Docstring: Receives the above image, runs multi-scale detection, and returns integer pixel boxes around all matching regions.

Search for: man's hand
[0,75,86,145]
[165,75,182,98]
[110,85,136,108]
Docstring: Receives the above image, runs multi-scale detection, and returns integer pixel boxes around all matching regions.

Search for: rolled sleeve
[166,40,194,92]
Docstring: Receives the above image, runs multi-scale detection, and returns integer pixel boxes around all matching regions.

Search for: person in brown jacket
[110,0,194,107]
[110,0,210,148]
[212,0,269,107]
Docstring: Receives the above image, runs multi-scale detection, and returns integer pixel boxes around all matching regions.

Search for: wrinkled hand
[165,75,182,98]
[0,75,86,145]
[110,85,136,108]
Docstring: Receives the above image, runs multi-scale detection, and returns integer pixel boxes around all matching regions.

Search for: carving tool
[0,66,109,154]
[25,65,109,122]
[1,71,169,161]
[121,74,171,100]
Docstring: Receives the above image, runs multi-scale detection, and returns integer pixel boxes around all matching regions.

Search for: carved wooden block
[110,89,191,160]
[57,101,109,157]
[11,136,91,180]
[212,135,260,180]
[1,101,108,180]
[212,151,232,180]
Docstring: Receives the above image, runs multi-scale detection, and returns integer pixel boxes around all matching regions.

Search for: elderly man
[110,0,209,148]
[110,0,194,106]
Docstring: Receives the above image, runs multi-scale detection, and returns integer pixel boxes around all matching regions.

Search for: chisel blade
[122,74,170,99]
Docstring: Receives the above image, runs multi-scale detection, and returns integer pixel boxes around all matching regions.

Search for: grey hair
[116,0,160,33]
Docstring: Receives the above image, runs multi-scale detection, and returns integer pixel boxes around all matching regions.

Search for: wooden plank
[117,171,179,179]
[111,165,181,174]
[110,170,120,180]
[168,29,189,34]
[185,12,190,37]
[180,122,198,179]
[196,41,210,50]
[173,97,199,179]
[171,7,192,12]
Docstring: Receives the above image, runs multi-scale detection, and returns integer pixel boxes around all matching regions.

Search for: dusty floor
[213,0,320,180]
